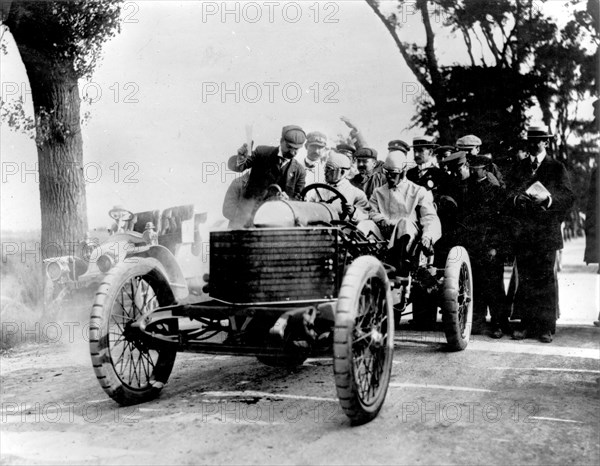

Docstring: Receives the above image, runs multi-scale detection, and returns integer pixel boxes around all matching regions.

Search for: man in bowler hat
[507,125,574,343]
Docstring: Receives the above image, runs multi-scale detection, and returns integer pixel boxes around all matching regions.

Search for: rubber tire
[89,258,177,405]
[334,256,394,425]
[441,246,473,351]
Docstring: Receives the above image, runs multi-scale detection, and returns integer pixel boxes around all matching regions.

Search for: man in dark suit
[227,125,307,226]
[439,152,509,337]
[456,134,505,187]
[507,126,574,343]
[407,136,448,197]
[350,147,386,198]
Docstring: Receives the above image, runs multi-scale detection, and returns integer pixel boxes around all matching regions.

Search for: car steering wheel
[109,207,134,222]
[300,183,351,220]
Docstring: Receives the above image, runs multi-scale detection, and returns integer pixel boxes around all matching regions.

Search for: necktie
[531,159,539,171]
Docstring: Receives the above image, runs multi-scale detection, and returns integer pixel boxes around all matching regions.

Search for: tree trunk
[11,43,88,258]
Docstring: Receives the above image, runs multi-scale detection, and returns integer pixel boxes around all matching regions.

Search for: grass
[1,230,45,351]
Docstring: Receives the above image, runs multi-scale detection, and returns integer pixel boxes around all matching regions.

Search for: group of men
[223,121,574,344]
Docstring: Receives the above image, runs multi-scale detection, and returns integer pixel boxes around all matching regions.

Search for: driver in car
[367,142,442,275]
[305,150,370,222]
[108,205,135,234]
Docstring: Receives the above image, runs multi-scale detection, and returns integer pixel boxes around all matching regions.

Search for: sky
[0,0,590,232]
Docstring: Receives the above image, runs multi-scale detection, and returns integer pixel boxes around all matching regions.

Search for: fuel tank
[253,200,338,227]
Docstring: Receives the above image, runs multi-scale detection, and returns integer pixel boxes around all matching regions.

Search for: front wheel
[441,246,473,351]
[89,258,177,405]
[334,256,394,425]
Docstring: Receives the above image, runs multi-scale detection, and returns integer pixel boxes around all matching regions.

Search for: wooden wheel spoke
[138,351,153,382]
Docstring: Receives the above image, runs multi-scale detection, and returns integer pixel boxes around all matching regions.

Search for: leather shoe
[539,331,553,343]
[512,329,528,340]
[490,327,503,339]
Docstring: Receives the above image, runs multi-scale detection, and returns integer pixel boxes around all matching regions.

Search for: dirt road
[1,239,599,465]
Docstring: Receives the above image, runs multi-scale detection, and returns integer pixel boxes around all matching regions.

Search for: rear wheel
[334,256,394,425]
[89,258,177,405]
[441,246,473,351]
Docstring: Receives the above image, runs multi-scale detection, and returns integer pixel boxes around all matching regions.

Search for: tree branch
[472,28,489,67]
[365,0,433,95]
[418,0,440,78]
[480,21,502,64]
[459,25,477,67]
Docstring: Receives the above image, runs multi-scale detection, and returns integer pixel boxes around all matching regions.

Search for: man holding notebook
[507,125,574,343]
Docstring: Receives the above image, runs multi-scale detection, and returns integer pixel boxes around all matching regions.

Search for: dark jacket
[228,145,306,201]
[438,173,507,255]
[507,156,574,251]
[406,165,448,197]
[350,161,386,199]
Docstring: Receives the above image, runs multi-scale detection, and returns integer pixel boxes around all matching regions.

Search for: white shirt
[276,146,292,169]
[418,160,436,172]
[302,157,325,185]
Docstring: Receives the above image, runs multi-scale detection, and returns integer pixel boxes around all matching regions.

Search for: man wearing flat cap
[438,151,510,337]
[301,131,328,185]
[506,125,574,343]
[407,136,448,196]
[350,147,386,198]
[227,125,307,226]
[456,134,505,187]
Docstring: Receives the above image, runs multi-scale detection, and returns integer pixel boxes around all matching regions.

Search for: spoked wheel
[441,246,473,351]
[334,256,394,425]
[89,258,177,405]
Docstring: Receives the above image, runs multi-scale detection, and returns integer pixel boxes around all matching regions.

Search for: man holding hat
[439,152,510,337]
[306,150,369,222]
[506,125,574,343]
[227,125,307,226]
[350,147,386,198]
[301,131,328,185]
[369,143,441,277]
[407,136,448,195]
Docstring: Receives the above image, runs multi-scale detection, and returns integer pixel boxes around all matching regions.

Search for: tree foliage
[366,0,598,160]
[1,0,123,256]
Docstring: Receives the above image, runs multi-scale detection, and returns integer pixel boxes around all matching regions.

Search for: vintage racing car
[89,185,473,425]
[44,204,213,320]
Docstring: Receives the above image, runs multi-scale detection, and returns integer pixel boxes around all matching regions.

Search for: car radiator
[209,228,340,304]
